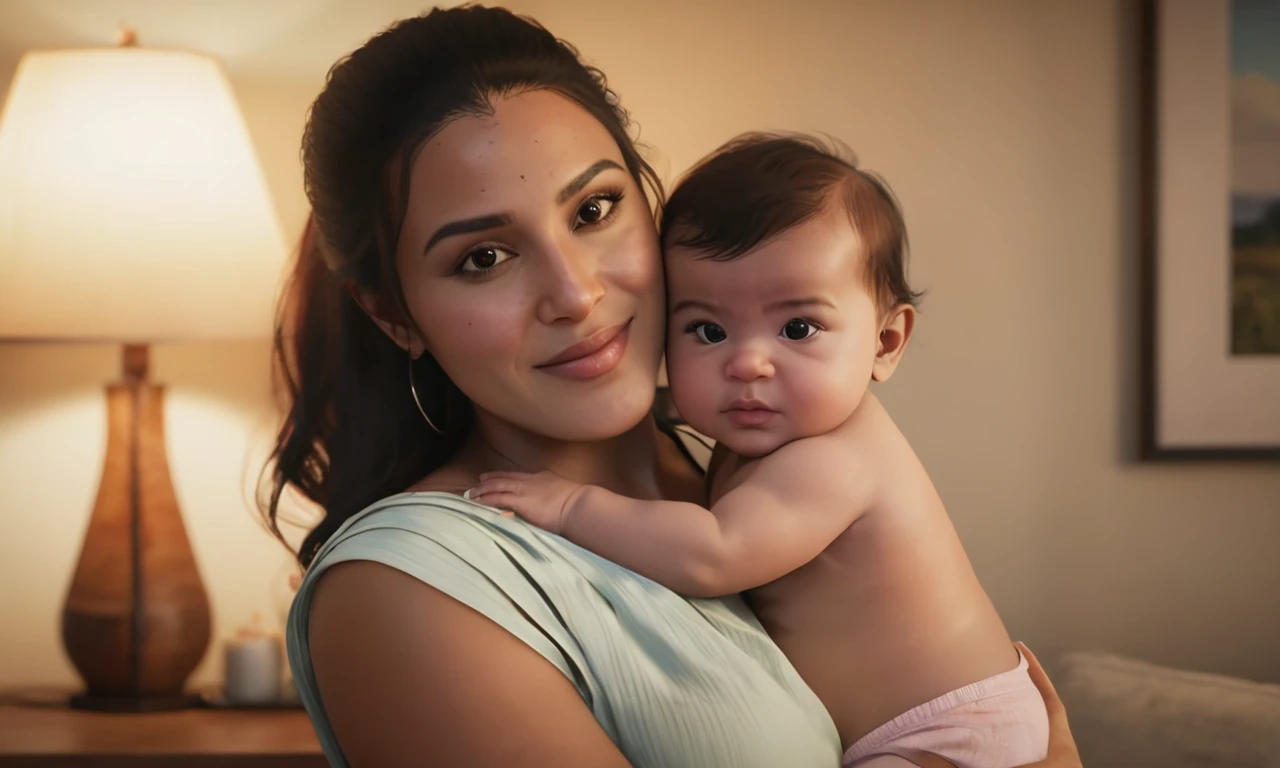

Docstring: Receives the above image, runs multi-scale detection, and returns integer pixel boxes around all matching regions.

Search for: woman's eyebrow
[556,159,623,204]
[423,213,512,256]
[422,159,623,256]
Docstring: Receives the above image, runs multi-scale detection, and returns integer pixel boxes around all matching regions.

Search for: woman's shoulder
[302,556,635,768]
[401,461,477,495]
[297,491,567,643]
[314,490,499,551]
[287,489,842,768]
[288,492,607,762]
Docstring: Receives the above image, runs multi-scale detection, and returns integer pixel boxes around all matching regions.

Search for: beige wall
[1,0,1277,692]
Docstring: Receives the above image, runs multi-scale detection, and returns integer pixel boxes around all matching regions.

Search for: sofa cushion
[1055,652,1280,768]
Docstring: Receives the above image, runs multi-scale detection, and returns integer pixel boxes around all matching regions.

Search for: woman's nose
[724,343,775,382]
[535,235,605,325]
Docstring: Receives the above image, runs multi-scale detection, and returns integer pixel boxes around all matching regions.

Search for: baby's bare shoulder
[742,431,873,512]
[786,407,891,464]
[745,405,909,514]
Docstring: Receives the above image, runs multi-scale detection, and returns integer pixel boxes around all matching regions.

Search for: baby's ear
[871,304,915,382]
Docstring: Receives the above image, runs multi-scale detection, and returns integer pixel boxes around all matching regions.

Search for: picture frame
[1139,0,1280,460]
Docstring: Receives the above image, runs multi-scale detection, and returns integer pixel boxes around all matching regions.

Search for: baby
[471,134,1049,768]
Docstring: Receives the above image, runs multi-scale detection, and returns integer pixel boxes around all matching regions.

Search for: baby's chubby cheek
[665,357,724,433]
[792,369,867,434]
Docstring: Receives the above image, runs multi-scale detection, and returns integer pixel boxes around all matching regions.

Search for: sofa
[1054,652,1280,768]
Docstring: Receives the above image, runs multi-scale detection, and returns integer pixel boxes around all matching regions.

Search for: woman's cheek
[418,289,529,379]
[603,223,666,371]
[605,217,663,299]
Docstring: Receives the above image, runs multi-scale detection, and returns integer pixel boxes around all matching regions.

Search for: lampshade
[0,47,287,341]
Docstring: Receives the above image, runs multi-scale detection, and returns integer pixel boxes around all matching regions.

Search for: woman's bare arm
[308,561,633,768]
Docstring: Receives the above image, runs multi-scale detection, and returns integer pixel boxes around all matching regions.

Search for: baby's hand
[470,470,586,535]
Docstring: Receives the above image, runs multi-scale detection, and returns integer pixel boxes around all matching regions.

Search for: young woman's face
[393,89,666,443]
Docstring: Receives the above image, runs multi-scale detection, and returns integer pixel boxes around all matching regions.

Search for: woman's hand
[913,642,1082,768]
[470,470,587,535]
[1015,642,1083,768]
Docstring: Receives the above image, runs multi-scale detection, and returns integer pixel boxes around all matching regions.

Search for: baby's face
[665,204,882,458]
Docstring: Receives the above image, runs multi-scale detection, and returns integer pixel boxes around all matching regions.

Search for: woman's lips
[535,320,631,381]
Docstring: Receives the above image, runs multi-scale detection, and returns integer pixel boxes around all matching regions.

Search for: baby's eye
[459,245,516,274]
[780,319,818,341]
[691,322,728,344]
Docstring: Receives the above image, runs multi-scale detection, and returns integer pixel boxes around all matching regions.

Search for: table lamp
[0,30,287,711]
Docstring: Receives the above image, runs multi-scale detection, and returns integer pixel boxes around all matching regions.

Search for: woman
[265,6,1082,767]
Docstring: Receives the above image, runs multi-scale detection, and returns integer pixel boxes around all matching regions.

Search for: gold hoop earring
[408,351,445,436]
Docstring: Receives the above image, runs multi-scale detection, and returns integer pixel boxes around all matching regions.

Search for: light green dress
[286,462,841,767]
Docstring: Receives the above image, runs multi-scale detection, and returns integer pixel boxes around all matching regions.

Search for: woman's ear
[871,303,915,383]
[347,282,426,357]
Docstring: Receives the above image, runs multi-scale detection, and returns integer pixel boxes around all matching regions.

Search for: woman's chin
[575,394,657,442]
[537,374,658,442]
[471,352,661,444]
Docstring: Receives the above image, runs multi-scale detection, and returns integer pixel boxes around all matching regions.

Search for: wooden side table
[0,695,326,768]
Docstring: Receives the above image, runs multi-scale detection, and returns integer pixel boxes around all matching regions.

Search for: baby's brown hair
[661,133,922,311]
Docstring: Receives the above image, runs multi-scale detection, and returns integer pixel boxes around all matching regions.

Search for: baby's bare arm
[479,434,872,597]
[684,434,872,593]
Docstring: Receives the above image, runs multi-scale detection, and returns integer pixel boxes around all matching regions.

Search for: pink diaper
[842,650,1049,768]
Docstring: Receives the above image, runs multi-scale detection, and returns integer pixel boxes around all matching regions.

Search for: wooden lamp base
[61,343,212,712]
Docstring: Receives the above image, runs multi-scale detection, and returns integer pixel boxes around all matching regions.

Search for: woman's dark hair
[661,133,922,312]
[262,5,663,567]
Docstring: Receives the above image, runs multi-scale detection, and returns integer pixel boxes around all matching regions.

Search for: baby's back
[742,396,1018,748]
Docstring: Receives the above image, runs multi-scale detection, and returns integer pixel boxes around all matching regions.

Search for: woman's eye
[459,245,516,274]
[573,193,620,228]
[693,322,728,344]
[781,319,818,340]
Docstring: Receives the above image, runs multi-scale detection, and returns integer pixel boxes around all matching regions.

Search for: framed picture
[1140,0,1280,459]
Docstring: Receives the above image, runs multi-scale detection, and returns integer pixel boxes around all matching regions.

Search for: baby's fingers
[473,477,525,497]
[472,490,521,514]
[479,470,532,482]
[465,485,521,518]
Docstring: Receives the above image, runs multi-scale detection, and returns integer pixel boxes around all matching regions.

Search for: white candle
[223,614,282,706]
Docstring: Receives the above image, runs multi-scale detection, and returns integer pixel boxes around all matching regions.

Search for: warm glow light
[0,47,287,341]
